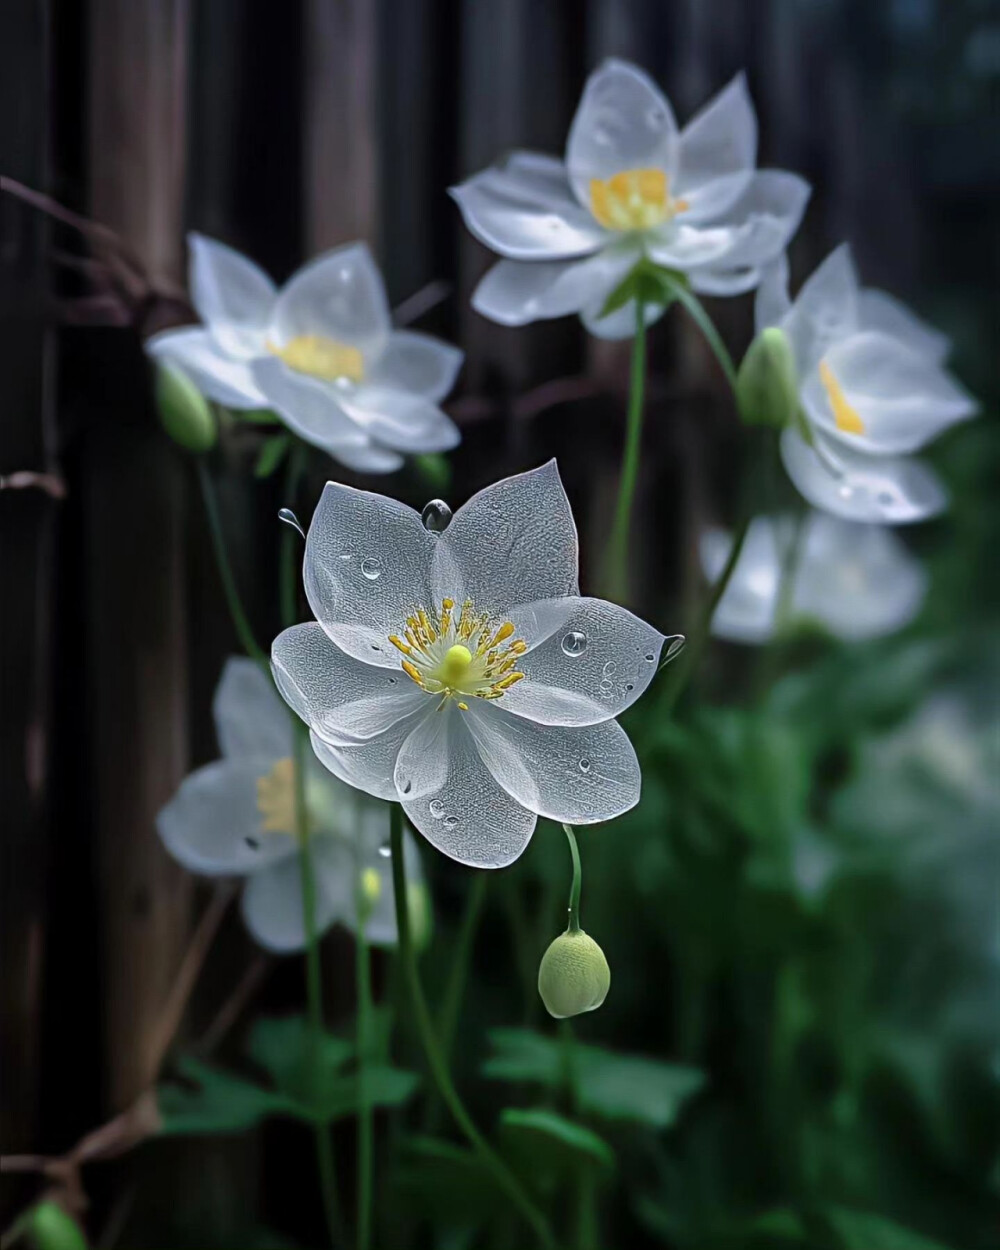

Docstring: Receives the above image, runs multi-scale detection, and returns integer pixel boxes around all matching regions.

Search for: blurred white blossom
[147,236,462,473]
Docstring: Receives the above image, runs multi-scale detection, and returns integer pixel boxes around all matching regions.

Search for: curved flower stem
[667,281,739,392]
[389,806,557,1250]
[604,298,647,601]
[562,824,583,933]
[355,880,373,1250]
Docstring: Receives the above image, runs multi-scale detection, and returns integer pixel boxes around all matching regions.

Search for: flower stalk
[604,299,648,601]
[355,863,374,1250]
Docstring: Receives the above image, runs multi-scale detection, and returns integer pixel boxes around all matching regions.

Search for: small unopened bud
[155,362,217,453]
[360,867,382,906]
[538,928,610,1019]
[735,326,799,431]
[28,1202,88,1250]
[407,882,433,951]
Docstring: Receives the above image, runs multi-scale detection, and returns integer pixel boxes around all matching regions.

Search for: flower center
[818,359,866,435]
[256,757,297,837]
[589,168,688,231]
[389,598,527,708]
[268,334,365,383]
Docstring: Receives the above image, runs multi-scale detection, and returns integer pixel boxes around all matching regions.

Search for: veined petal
[368,331,463,402]
[858,289,951,364]
[802,330,976,455]
[272,623,425,743]
[686,170,810,273]
[214,657,292,760]
[336,385,461,454]
[780,428,947,525]
[472,248,636,326]
[430,461,579,614]
[754,254,792,333]
[330,440,405,475]
[566,59,679,208]
[303,482,436,664]
[250,358,371,451]
[241,840,349,953]
[393,703,452,801]
[156,759,296,877]
[644,223,740,270]
[466,701,640,824]
[701,520,783,644]
[146,327,267,409]
[401,714,537,868]
[500,596,667,727]
[311,718,419,802]
[580,295,670,340]
[781,243,859,376]
[688,266,763,297]
[675,72,757,222]
[188,233,275,359]
[270,242,391,366]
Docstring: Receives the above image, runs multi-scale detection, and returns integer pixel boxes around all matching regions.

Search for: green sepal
[598,256,688,319]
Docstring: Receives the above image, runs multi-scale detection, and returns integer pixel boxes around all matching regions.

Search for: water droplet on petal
[361,558,381,580]
[601,660,617,678]
[421,499,453,533]
[838,484,854,500]
[561,631,588,657]
[277,508,305,539]
[244,836,261,849]
[579,759,591,774]
[377,842,392,859]
[443,815,458,830]
[644,652,656,663]
[429,799,446,820]
[664,635,686,662]
[340,551,353,562]
[400,778,412,795]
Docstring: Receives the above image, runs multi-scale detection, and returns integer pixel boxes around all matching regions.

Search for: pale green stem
[355,870,374,1250]
[667,279,739,390]
[604,298,647,601]
[562,824,583,933]
[389,806,557,1250]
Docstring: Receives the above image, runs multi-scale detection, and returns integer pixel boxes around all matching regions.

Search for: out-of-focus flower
[755,247,976,523]
[701,512,927,644]
[146,236,462,473]
[271,462,673,868]
[537,929,611,1019]
[451,60,810,339]
[157,658,423,952]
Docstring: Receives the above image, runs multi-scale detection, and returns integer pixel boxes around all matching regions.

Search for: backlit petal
[146,327,267,408]
[675,73,757,222]
[214,657,292,760]
[336,385,461,454]
[250,357,371,452]
[472,248,636,326]
[188,233,275,359]
[368,331,463,402]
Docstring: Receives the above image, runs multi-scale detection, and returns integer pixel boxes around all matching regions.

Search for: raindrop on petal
[277,508,305,539]
[361,558,382,580]
[443,815,458,830]
[421,499,453,533]
[561,631,588,657]
[429,799,446,820]
[579,759,591,774]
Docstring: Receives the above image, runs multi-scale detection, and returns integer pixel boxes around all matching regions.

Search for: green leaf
[413,453,451,493]
[247,1015,353,1104]
[821,1207,955,1250]
[310,1065,420,1123]
[254,432,291,478]
[27,1202,89,1250]
[157,1057,293,1136]
[499,1108,614,1171]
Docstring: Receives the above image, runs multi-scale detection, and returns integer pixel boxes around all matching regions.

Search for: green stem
[562,824,583,933]
[196,458,268,670]
[389,806,557,1250]
[355,872,374,1250]
[604,298,647,601]
[667,280,739,392]
[280,441,308,626]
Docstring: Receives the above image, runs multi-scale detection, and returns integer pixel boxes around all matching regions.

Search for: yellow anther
[494,671,525,691]
[268,335,364,382]
[510,640,528,654]
[485,621,515,651]
[418,608,436,642]
[402,659,424,686]
[256,757,296,835]
[819,360,866,436]
[389,634,411,656]
[457,701,469,711]
[589,168,687,231]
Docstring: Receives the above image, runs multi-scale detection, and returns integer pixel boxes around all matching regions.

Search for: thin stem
[389,806,557,1250]
[562,824,583,933]
[355,875,374,1250]
[280,442,308,626]
[604,298,647,601]
[196,458,268,670]
[668,281,739,392]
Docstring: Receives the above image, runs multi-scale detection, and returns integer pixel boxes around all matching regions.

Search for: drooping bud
[155,362,217,453]
[735,326,800,431]
[27,1202,88,1250]
[537,928,610,1019]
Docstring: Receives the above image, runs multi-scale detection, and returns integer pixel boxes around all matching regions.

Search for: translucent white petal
[472,248,636,326]
[330,441,405,475]
[188,233,275,359]
[802,330,976,455]
[156,759,296,877]
[335,385,461,454]
[701,521,782,644]
[402,714,537,868]
[688,266,762,297]
[240,838,349,953]
[499,596,667,727]
[465,701,640,824]
[579,295,669,340]
[310,715,424,802]
[367,331,463,402]
[429,461,579,614]
[269,243,391,366]
[213,657,292,760]
[393,705,451,801]
[686,171,810,273]
[145,327,267,409]
[566,59,679,207]
[645,223,738,270]
[250,357,370,452]
[357,823,424,947]
[781,243,859,376]
[858,288,950,364]
[450,154,607,261]
[272,623,425,744]
[303,482,436,665]
[675,73,757,222]
[780,428,947,525]
[754,254,792,333]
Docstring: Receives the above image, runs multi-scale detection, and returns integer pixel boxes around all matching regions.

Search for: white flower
[156,657,423,952]
[270,462,670,868]
[701,512,927,644]
[757,247,976,523]
[146,235,463,474]
[451,60,810,339]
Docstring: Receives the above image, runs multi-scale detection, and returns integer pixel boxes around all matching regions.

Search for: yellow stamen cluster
[256,757,297,836]
[389,597,527,705]
[268,334,365,383]
[589,168,688,231]
[819,359,866,436]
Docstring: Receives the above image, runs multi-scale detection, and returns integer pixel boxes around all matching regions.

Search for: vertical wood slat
[86,0,193,1111]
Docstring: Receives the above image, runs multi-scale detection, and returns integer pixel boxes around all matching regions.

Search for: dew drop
[624,682,634,693]
[561,630,588,657]
[371,642,382,652]
[421,499,453,533]
[387,676,397,685]
[400,778,412,795]
[361,558,382,580]
[429,799,446,820]
[601,660,618,678]
[340,551,353,562]
[277,508,305,539]
[377,842,392,859]
[579,758,592,774]
[838,484,854,500]
[443,815,459,830]
[644,652,656,663]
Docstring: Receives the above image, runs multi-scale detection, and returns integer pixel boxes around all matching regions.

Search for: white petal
[780,428,947,525]
[675,73,757,222]
[336,385,461,454]
[272,623,425,744]
[311,720,419,803]
[465,701,640,824]
[157,759,296,877]
[303,482,436,665]
[450,153,607,261]
[188,233,275,359]
[645,223,741,270]
[701,521,782,645]
[270,243,391,366]
[688,266,762,297]
[802,330,976,455]
[329,440,405,475]
[566,59,679,207]
[250,357,371,452]
[368,331,463,402]
[214,657,292,759]
[781,243,859,376]
[858,288,950,364]
[393,705,451,801]
[754,254,792,332]
[402,713,537,868]
[430,461,579,614]
[357,822,424,947]
[580,295,670,340]
[472,248,636,326]
[146,327,267,408]
[686,170,810,273]
[241,837,349,953]
[500,596,667,727]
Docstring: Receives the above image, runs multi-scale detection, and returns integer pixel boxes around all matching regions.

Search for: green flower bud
[155,362,217,453]
[537,928,610,1019]
[28,1202,88,1250]
[735,326,799,430]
